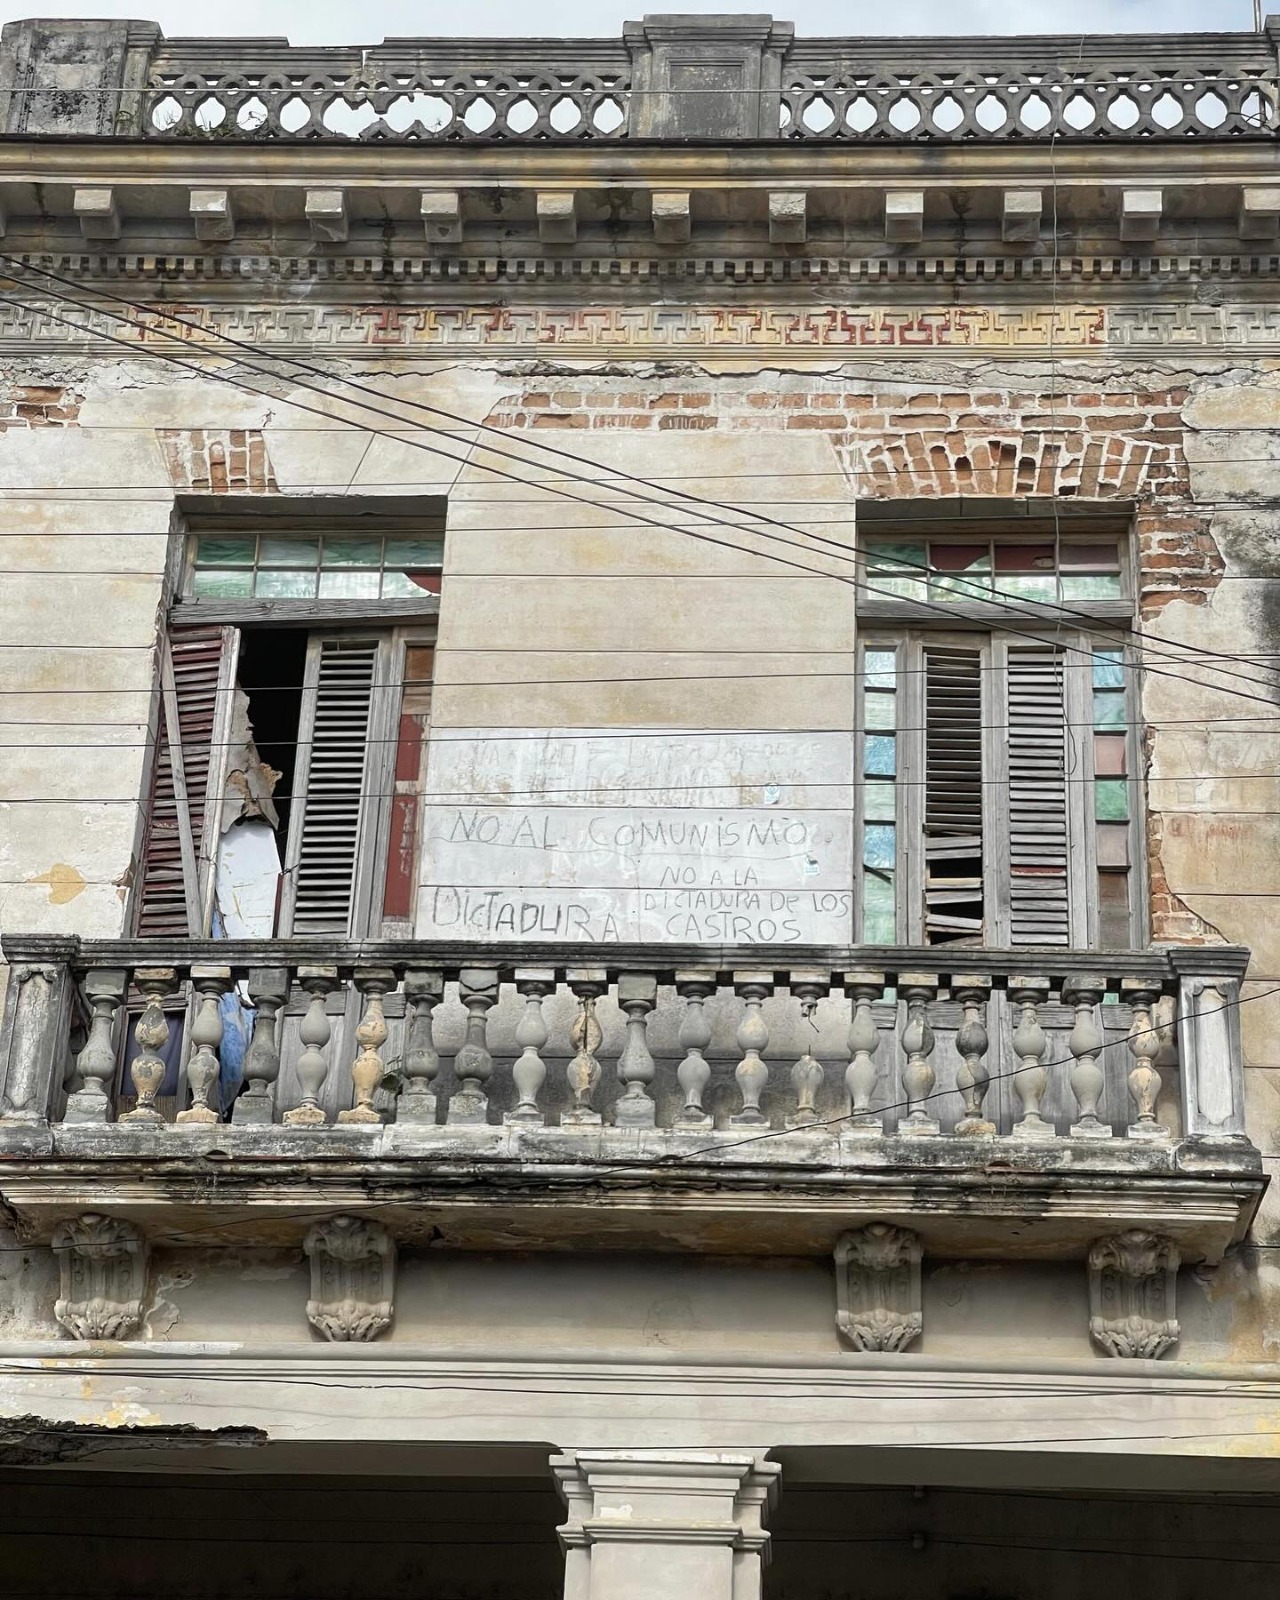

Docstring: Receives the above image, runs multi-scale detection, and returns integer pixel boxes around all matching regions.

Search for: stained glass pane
[1092,650,1125,689]
[1061,542,1120,572]
[865,541,925,571]
[994,543,1054,572]
[864,780,896,821]
[1095,778,1130,821]
[318,569,381,599]
[196,537,254,567]
[259,536,319,568]
[1062,574,1123,600]
[1093,690,1126,729]
[322,538,382,568]
[930,543,990,572]
[1097,872,1132,948]
[863,823,896,869]
[193,569,253,597]
[865,689,897,729]
[864,734,897,776]
[1096,822,1130,868]
[863,650,898,689]
[256,569,318,598]
[862,870,896,943]
[1094,733,1127,776]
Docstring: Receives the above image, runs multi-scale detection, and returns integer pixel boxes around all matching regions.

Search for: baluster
[731,971,772,1127]
[448,968,498,1126]
[1009,977,1054,1139]
[1065,974,1110,1139]
[120,967,178,1125]
[1123,980,1168,1140]
[896,973,939,1135]
[563,970,606,1127]
[64,969,127,1125]
[674,970,715,1129]
[786,971,829,1129]
[614,973,658,1128]
[178,965,232,1125]
[233,967,289,1125]
[339,966,396,1125]
[283,966,338,1127]
[507,968,554,1126]
[843,970,885,1137]
[952,976,994,1137]
[399,969,444,1125]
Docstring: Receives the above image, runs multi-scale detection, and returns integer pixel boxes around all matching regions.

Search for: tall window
[133,500,441,940]
[855,506,1141,950]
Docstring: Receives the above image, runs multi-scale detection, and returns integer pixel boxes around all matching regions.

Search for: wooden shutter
[285,636,380,935]
[1005,646,1071,946]
[923,645,985,943]
[135,626,235,936]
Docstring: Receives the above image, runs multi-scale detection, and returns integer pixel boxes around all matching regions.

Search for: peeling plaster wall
[2,330,1280,1379]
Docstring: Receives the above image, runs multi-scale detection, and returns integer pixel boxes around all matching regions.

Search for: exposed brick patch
[158,429,279,493]
[1136,511,1224,617]
[0,383,83,428]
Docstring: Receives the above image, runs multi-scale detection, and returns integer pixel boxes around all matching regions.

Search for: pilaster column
[551,1450,780,1600]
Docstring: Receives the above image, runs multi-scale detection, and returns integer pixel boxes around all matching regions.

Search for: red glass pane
[994,543,1054,572]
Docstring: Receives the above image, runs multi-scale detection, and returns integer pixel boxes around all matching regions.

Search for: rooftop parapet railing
[2,17,1278,143]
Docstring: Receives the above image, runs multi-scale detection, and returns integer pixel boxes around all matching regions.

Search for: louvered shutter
[1005,646,1071,945]
[923,645,985,943]
[135,626,233,936]
[286,637,379,935]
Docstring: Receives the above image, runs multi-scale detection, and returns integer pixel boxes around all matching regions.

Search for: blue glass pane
[863,823,896,869]
[864,735,897,776]
[863,650,897,689]
[1092,650,1125,689]
[1093,690,1126,729]
[862,871,896,943]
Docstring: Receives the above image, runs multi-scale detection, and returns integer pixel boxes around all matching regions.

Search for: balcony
[0,936,1262,1264]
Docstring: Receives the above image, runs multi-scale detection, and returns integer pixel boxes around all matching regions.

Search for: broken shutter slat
[285,636,379,936]
[136,625,231,937]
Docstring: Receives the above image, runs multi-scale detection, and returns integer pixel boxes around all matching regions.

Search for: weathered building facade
[1,13,1280,1597]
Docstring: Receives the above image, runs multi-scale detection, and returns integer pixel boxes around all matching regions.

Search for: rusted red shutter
[135,626,229,936]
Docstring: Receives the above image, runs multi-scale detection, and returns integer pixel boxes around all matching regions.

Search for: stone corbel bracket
[51,1212,148,1340]
[834,1223,923,1352]
[303,1214,396,1342]
[1088,1229,1180,1359]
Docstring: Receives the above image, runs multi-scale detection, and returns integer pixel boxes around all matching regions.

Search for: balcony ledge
[0,1124,1261,1263]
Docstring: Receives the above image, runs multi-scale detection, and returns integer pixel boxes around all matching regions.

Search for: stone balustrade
[0,936,1252,1143]
[0,937,1262,1261]
[2,19,1277,143]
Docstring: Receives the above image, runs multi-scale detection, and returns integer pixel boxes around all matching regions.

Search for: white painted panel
[417,729,854,944]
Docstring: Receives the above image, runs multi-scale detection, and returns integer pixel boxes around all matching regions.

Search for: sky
[0,0,1261,43]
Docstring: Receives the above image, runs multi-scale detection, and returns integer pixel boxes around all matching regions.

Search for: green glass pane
[863,649,897,689]
[864,780,896,821]
[1092,650,1125,689]
[196,537,254,567]
[863,823,896,869]
[1061,574,1123,600]
[1093,690,1126,729]
[930,573,993,601]
[389,539,444,566]
[259,536,319,568]
[193,569,252,597]
[993,573,1056,601]
[865,689,896,729]
[869,575,927,601]
[865,541,925,572]
[1094,778,1130,821]
[380,569,425,598]
[864,734,896,776]
[322,537,382,568]
[318,569,380,599]
[862,870,896,944]
[256,569,318,598]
